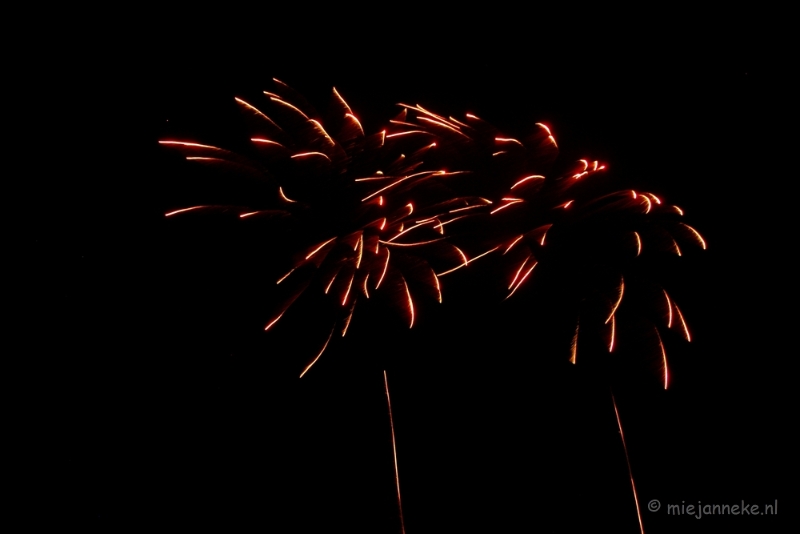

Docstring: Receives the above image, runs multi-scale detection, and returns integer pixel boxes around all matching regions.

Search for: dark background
[28,13,789,532]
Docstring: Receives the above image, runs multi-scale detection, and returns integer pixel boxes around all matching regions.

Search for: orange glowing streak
[648,193,662,205]
[547,136,558,148]
[465,113,481,120]
[641,195,652,214]
[490,199,523,215]
[570,322,579,364]
[417,116,469,138]
[634,232,642,256]
[609,316,616,352]
[279,187,296,203]
[535,123,552,135]
[380,130,385,146]
[185,157,224,161]
[492,151,507,156]
[239,211,260,218]
[673,205,684,215]
[379,238,445,247]
[355,234,364,269]
[631,190,638,199]
[386,220,434,242]
[432,271,442,303]
[277,268,295,285]
[324,274,337,294]
[379,217,387,230]
[299,328,335,378]
[165,206,205,217]
[384,371,406,534]
[250,137,284,147]
[448,205,485,214]
[345,113,364,135]
[308,119,335,146]
[342,273,355,306]
[663,290,673,327]
[449,116,470,128]
[385,130,431,138]
[592,160,598,171]
[579,159,588,171]
[540,228,549,246]
[375,249,390,289]
[361,171,435,202]
[508,254,532,290]
[655,329,669,389]
[611,391,645,534]
[679,223,707,249]
[506,262,538,299]
[362,273,370,298]
[402,278,415,328]
[332,87,353,114]
[341,301,355,337]
[561,200,574,209]
[159,140,220,150]
[436,246,470,277]
[306,238,336,260]
[572,171,588,180]
[269,96,309,120]
[264,311,285,331]
[291,152,331,161]
[673,239,682,256]
[605,278,625,324]
[495,137,523,146]
[674,305,691,342]
[504,235,525,254]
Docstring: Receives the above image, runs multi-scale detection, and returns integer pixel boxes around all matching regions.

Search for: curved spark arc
[299,327,336,378]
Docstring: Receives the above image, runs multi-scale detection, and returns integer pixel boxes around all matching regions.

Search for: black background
[26,11,789,532]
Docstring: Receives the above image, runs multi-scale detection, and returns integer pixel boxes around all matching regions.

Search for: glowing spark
[506,262,538,299]
[279,187,296,203]
[159,140,220,150]
[605,278,625,324]
[490,199,523,215]
[355,234,364,268]
[239,211,260,218]
[402,277,415,328]
[572,171,588,180]
[250,137,284,147]
[308,119,335,146]
[663,290,673,328]
[379,238,446,247]
[417,116,470,138]
[540,227,550,246]
[495,137,523,146]
[332,87,353,114]
[386,220,434,242]
[673,239,682,256]
[675,305,691,341]
[504,235,525,254]
[269,96,310,120]
[361,171,436,202]
[648,193,662,205]
[634,232,642,256]
[291,152,331,161]
[641,195,652,214]
[673,205,684,215]
[345,113,364,135]
[342,273,354,306]
[655,328,669,389]
[186,157,224,161]
[609,316,616,352]
[570,322,579,364]
[492,151,507,156]
[679,223,707,249]
[449,205,486,214]
[380,217,387,230]
[165,206,206,217]
[386,130,432,138]
[299,327,335,378]
[384,371,406,534]
[432,271,442,303]
[376,248,390,289]
[306,238,337,260]
[264,312,285,331]
[277,269,295,285]
[579,159,588,171]
[342,300,356,336]
[560,200,574,209]
[611,391,645,534]
[631,190,638,199]
[535,123,552,135]
[547,136,558,147]
[324,274,337,295]
[362,272,370,298]
[508,254,532,290]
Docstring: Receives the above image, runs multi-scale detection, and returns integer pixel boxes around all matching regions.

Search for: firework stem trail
[384,371,406,534]
[611,389,645,534]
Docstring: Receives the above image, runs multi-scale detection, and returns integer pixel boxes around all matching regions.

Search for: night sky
[29,16,788,532]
